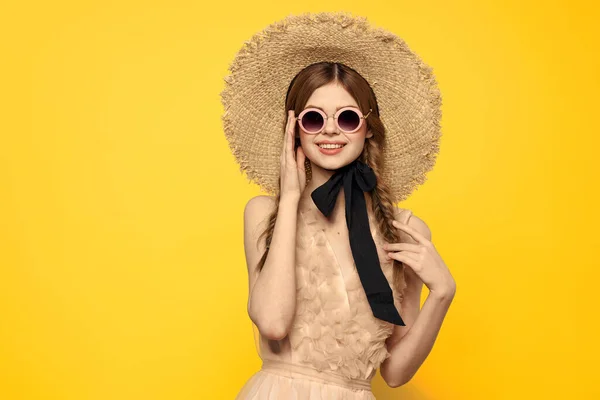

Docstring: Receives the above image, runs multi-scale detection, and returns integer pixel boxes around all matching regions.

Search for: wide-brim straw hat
[220,11,442,202]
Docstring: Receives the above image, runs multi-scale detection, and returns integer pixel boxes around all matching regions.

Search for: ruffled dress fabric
[236,191,412,399]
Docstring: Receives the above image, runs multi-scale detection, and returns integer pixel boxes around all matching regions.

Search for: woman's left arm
[380,215,457,388]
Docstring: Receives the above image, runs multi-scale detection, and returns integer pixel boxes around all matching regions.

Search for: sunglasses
[295,107,372,134]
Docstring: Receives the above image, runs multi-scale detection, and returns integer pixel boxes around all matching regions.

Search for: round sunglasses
[295,107,372,134]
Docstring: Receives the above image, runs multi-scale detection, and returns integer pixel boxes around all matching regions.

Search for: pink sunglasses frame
[295,106,373,134]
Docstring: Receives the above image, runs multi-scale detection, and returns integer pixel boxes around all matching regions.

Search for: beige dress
[236,190,413,399]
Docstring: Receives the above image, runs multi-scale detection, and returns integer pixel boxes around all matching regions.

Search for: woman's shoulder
[392,205,412,222]
[244,195,277,228]
[392,206,431,242]
[245,195,277,213]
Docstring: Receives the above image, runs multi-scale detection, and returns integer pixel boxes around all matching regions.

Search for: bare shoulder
[245,195,277,219]
[244,195,277,254]
[392,205,432,242]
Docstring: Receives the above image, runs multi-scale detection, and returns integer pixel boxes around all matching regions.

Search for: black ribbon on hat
[310,159,406,326]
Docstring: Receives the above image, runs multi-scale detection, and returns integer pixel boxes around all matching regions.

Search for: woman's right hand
[280,110,307,200]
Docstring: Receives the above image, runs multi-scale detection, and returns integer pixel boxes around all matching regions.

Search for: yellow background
[1,1,598,399]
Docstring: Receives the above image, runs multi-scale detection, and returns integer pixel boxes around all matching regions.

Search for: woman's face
[296,82,373,171]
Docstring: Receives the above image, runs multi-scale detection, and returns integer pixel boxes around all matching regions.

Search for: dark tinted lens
[301,110,324,133]
[338,110,361,132]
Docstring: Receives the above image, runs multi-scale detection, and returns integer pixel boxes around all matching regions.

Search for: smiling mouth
[316,143,347,149]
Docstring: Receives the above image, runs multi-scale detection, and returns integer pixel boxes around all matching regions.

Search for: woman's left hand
[383,219,456,298]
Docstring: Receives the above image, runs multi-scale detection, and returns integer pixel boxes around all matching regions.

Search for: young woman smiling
[221,12,455,399]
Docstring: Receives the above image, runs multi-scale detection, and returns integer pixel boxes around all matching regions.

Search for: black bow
[310,159,405,326]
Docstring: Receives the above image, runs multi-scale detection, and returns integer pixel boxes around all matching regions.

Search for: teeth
[318,143,345,149]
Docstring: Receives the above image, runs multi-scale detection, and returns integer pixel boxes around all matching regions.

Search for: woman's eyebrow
[304,104,357,111]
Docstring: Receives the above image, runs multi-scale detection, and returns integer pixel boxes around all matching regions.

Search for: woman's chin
[310,153,356,171]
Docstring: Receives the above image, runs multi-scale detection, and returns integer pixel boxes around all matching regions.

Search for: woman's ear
[366,130,374,139]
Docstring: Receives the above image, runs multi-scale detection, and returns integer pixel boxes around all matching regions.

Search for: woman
[221,12,456,399]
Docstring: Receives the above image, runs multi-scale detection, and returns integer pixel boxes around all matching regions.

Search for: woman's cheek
[347,142,365,158]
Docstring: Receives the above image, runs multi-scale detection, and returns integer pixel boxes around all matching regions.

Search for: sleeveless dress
[236,190,413,399]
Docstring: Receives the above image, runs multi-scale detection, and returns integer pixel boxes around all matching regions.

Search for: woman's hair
[254,61,407,302]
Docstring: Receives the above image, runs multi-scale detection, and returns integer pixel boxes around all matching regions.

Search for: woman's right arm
[243,110,305,340]
[243,193,299,340]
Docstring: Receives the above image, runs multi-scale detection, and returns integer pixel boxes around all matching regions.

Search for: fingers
[282,111,289,161]
[387,250,420,265]
[382,242,421,253]
[296,145,306,187]
[282,110,292,162]
[286,110,295,162]
[296,144,305,167]
[382,242,421,263]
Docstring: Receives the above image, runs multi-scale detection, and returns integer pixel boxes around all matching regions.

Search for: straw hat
[220,11,442,202]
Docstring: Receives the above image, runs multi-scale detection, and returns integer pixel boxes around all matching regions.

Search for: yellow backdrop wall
[1,1,597,399]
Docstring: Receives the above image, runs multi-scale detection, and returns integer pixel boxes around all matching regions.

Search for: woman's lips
[316,143,346,155]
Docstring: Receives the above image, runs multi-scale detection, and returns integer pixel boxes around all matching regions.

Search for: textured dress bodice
[253,190,411,386]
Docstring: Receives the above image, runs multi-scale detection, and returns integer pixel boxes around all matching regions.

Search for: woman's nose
[323,116,339,134]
